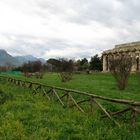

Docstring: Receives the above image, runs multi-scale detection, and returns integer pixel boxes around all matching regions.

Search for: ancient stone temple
[102,41,140,72]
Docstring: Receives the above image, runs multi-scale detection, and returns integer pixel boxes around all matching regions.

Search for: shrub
[109,55,132,90]
[59,72,73,82]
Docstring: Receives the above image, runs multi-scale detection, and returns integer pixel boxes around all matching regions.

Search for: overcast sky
[0,0,140,59]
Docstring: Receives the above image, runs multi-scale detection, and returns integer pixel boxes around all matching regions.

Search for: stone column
[108,54,113,71]
[131,52,137,72]
[103,54,107,72]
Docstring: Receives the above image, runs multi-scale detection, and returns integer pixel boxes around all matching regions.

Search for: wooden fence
[0,75,140,126]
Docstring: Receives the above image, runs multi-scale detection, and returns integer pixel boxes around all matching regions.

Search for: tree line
[0,54,102,73]
[47,54,102,72]
[7,54,101,81]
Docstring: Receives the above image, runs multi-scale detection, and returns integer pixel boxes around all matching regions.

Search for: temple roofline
[115,41,140,49]
[102,41,140,55]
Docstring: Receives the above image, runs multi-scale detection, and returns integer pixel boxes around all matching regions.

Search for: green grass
[0,72,140,139]
[3,72,140,100]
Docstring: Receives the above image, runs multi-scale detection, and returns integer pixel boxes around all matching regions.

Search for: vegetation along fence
[0,75,140,127]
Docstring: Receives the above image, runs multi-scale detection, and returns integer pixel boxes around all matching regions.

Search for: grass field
[3,72,140,100]
[0,72,140,139]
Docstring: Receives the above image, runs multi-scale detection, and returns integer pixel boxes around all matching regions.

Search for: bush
[109,55,132,90]
[59,72,73,82]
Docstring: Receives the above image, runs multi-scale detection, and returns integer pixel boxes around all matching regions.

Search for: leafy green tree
[47,58,61,71]
[75,58,89,71]
[89,54,102,71]
[80,58,88,66]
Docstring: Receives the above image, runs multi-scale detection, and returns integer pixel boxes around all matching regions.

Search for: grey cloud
[1,0,140,59]
[0,34,100,59]
[36,0,120,25]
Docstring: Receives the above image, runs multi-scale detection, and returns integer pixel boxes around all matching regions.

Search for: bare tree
[47,58,74,82]
[58,59,74,82]
[109,55,132,90]
[21,61,44,78]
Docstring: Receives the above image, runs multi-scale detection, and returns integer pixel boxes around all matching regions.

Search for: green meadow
[0,72,140,140]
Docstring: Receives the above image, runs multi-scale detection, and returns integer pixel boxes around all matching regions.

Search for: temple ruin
[102,41,140,72]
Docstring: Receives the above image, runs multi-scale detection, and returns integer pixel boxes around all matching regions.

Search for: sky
[0,0,140,59]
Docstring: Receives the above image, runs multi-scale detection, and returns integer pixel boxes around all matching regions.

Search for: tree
[21,61,43,73]
[21,61,44,78]
[89,54,102,71]
[75,59,81,71]
[109,55,132,90]
[58,59,74,82]
[32,61,42,72]
[47,58,61,71]
[75,58,89,71]
[80,58,88,66]
[47,58,74,82]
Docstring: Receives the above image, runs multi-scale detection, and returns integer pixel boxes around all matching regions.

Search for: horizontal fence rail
[0,75,140,126]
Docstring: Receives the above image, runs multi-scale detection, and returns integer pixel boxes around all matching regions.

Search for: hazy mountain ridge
[0,49,46,66]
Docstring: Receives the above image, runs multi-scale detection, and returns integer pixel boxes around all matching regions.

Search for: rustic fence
[0,75,140,126]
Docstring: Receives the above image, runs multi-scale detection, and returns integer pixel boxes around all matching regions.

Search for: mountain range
[0,49,46,66]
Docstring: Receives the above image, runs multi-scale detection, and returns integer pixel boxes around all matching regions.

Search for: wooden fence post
[89,97,96,113]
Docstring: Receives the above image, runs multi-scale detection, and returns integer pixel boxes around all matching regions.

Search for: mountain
[0,49,46,67]
[15,55,46,65]
[0,49,19,66]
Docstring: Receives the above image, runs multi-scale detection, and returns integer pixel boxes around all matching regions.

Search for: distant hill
[0,49,46,67]
[0,49,19,66]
